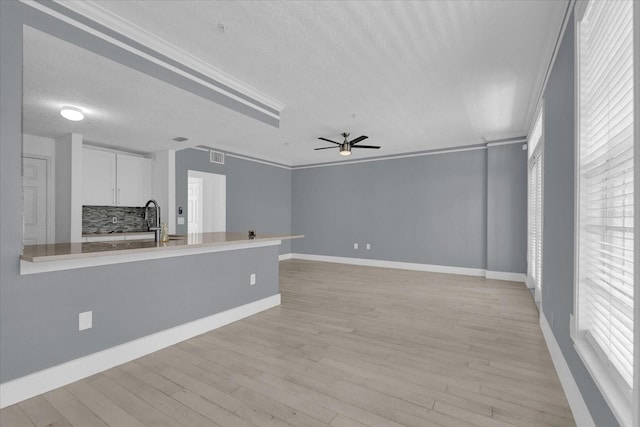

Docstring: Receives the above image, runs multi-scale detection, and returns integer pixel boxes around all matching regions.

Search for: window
[528,106,544,303]
[573,0,636,425]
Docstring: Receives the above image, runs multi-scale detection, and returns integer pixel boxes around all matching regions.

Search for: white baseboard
[540,312,595,427]
[279,253,293,261]
[485,270,526,283]
[289,253,486,277]
[0,294,281,409]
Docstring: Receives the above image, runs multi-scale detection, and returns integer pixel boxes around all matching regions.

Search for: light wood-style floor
[1,260,575,427]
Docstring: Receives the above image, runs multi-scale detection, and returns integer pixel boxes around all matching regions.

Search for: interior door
[22,156,48,245]
[187,177,203,234]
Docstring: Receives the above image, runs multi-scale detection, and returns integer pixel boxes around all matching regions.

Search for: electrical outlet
[79,311,92,331]
[177,217,185,225]
[354,243,358,249]
[250,274,256,286]
[366,243,371,250]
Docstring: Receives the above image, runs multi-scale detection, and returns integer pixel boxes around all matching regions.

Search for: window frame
[571,1,638,426]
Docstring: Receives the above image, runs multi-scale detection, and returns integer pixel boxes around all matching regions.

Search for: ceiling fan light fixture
[60,106,84,121]
[339,143,352,156]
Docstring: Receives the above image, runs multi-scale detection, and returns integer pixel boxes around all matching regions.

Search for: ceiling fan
[315,132,380,156]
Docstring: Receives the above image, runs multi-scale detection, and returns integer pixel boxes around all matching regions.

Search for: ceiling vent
[210,150,225,164]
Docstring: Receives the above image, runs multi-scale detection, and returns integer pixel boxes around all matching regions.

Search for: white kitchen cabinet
[116,154,151,206]
[83,148,116,206]
[83,147,152,206]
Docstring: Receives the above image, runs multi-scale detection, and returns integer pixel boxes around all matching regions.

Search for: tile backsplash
[82,205,157,234]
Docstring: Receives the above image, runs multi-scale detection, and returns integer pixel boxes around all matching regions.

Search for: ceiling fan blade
[352,145,380,149]
[318,137,340,145]
[314,146,338,150]
[349,135,369,145]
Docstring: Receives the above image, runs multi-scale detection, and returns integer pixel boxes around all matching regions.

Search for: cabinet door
[116,154,152,206]
[83,148,116,205]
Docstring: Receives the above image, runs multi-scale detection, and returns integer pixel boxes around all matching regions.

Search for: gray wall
[292,146,527,273]
[487,143,528,273]
[175,149,292,254]
[541,14,618,426]
[293,148,491,271]
[0,2,280,383]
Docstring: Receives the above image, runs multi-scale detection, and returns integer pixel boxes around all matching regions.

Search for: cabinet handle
[112,188,115,205]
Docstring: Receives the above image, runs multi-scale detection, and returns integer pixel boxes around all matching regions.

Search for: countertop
[22,232,303,263]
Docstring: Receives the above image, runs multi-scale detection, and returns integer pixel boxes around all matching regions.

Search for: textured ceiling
[23,0,567,165]
[22,26,277,156]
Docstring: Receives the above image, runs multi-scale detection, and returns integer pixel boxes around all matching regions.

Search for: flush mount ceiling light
[339,143,352,156]
[60,107,84,121]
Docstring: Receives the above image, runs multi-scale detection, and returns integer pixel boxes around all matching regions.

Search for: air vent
[210,150,225,164]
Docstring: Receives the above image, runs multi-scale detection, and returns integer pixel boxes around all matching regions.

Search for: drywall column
[151,149,176,234]
[54,133,82,243]
[485,142,528,276]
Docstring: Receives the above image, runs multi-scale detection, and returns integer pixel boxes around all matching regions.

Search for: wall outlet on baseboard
[354,243,358,249]
[250,274,256,286]
[79,311,92,331]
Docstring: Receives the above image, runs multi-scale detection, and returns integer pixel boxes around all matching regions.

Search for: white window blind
[529,162,537,287]
[528,107,543,159]
[529,150,543,297]
[576,0,634,408]
[534,152,543,301]
[528,107,544,298]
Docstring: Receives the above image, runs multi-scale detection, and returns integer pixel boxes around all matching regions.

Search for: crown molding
[525,0,575,139]
[291,143,488,170]
[485,136,527,147]
[21,0,285,120]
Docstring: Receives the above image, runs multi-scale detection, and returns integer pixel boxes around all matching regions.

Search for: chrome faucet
[144,199,161,242]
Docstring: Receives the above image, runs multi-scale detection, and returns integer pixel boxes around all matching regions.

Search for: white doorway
[187,176,203,234]
[187,170,226,234]
[22,156,49,245]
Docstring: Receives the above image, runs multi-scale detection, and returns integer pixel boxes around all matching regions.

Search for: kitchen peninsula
[5,231,301,406]
[21,232,302,274]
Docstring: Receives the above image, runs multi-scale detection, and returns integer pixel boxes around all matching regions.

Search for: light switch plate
[177,217,185,225]
[79,311,92,331]
[354,243,358,249]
